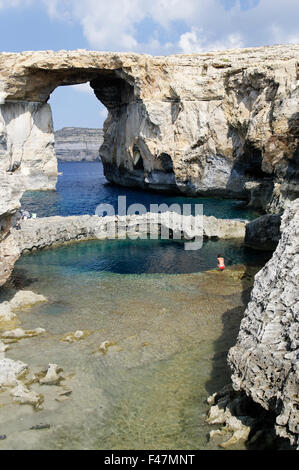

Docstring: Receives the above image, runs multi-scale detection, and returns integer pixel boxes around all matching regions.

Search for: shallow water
[0,239,270,450]
[1,162,269,449]
[21,161,260,220]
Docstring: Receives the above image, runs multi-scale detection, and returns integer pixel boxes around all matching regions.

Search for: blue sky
[0,0,298,130]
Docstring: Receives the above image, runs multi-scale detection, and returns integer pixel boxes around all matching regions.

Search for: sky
[0,0,298,130]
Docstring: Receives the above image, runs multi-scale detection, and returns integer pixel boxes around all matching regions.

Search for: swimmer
[217,254,225,271]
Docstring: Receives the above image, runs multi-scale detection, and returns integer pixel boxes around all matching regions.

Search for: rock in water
[0,358,28,387]
[10,383,43,409]
[9,291,48,310]
[39,364,64,386]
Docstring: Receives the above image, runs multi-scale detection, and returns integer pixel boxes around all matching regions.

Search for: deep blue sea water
[21,161,259,220]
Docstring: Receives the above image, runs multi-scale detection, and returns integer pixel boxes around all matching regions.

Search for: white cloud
[2,0,299,54]
[71,83,93,94]
[178,29,244,54]
[44,0,299,54]
[0,0,32,8]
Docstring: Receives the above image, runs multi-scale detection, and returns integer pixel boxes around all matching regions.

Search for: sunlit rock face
[0,45,298,215]
[0,101,57,191]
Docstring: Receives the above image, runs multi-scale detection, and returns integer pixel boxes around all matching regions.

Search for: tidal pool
[0,238,270,450]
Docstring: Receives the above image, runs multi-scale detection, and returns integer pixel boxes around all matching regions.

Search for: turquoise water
[1,162,270,450]
[21,161,259,220]
[0,238,268,450]
[15,238,271,276]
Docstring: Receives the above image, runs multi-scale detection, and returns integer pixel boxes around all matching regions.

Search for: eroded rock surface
[0,45,298,218]
[228,199,299,447]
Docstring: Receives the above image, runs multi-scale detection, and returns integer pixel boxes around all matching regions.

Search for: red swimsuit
[218,258,225,270]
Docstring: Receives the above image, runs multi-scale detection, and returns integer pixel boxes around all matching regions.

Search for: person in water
[217,254,225,271]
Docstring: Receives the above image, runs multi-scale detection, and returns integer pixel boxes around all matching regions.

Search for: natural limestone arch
[0,45,298,224]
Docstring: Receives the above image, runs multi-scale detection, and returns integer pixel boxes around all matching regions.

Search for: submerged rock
[1,327,46,340]
[245,213,281,251]
[61,330,91,343]
[10,382,43,409]
[0,302,16,322]
[30,424,51,430]
[95,340,116,355]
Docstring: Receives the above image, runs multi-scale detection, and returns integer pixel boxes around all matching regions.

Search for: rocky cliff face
[228,199,299,447]
[0,45,298,219]
[0,101,57,191]
[54,127,103,161]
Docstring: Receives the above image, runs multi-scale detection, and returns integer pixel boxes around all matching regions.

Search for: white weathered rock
[9,290,48,310]
[0,340,8,353]
[207,402,253,448]
[0,302,16,322]
[73,330,84,339]
[0,102,57,191]
[1,327,46,339]
[39,364,63,385]
[0,358,28,387]
[10,382,43,408]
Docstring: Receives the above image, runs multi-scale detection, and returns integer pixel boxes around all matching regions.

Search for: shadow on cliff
[204,262,255,397]
[204,250,295,449]
[205,111,299,402]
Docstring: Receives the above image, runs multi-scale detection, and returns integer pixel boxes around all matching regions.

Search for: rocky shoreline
[0,208,297,449]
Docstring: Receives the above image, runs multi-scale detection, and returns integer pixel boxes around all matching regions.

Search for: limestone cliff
[0,45,298,220]
[54,127,103,161]
[0,101,57,191]
[228,199,299,447]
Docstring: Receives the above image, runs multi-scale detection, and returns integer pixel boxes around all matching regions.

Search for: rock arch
[0,45,298,224]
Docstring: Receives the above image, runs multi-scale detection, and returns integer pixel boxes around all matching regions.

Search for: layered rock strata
[0,45,298,222]
[228,199,299,447]
[54,127,104,161]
